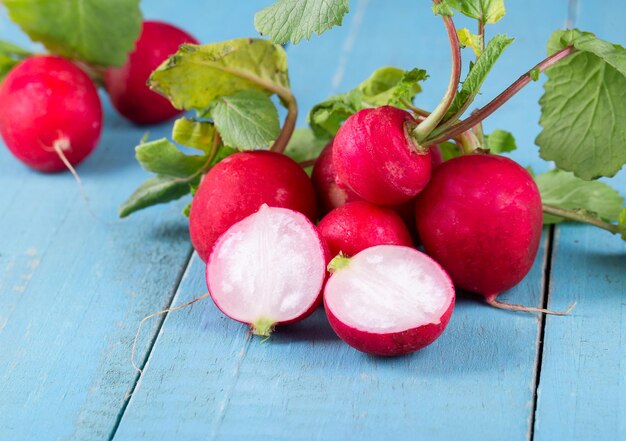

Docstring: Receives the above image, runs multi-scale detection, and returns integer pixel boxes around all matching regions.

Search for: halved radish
[324,245,455,356]
[206,204,329,337]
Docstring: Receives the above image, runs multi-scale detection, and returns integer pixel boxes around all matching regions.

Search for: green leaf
[357,67,427,107]
[444,34,514,122]
[432,3,454,16]
[438,141,463,161]
[443,0,506,24]
[548,29,626,77]
[536,50,626,179]
[135,139,208,178]
[308,89,363,137]
[619,208,626,240]
[530,67,541,81]
[457,28,482,57]
[0,39,31,81]
[484,129,517,153]
[149,39,290,113]
[119,175,198,218]
[172,118,216,152]
[254,0,349,45]
[284,128,331,163]
[211,90,280,151]
[535,169,625,224]
[3,0,141,67]
[308,66,427,137]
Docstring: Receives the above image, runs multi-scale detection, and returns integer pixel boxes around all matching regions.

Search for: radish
[332,106,431,205]
[207,205,329,336]
[104,20,199,125]
[318,201,413,257]
[324,245,455,356]
[190,150,317,262]
[0,55,102,172]
[415,154,571,314]
[311,140,363,215]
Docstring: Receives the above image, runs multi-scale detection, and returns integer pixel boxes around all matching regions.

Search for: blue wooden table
[1,1,624,440]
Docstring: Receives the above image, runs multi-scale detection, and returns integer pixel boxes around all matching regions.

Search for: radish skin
[333,106,431,205]
[416,154,542,302]
[207,205,329,336]
[318,201,413,257]
[0,55,102,172]
[104,20,199,125]
[190,151,317,262]
[324,245,455,356]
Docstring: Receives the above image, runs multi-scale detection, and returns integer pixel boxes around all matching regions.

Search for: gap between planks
[528,226,557,441]
[107,247,195,441]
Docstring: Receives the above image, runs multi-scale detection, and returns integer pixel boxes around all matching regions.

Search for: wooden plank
[114,1,569,439]
[0,2,268,439]
[533,1,626,439]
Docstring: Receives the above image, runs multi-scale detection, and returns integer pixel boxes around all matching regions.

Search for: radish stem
[542,204,626,236]
[426,46,575,145]
[411,0,462,142]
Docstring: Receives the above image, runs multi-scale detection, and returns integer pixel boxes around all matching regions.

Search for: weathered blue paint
[533,2,626,439]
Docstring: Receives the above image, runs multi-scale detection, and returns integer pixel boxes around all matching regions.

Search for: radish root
[131,292,211,374]
[486,297,576,316]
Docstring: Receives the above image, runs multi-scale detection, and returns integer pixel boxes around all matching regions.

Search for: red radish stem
[105,20,199,125]
[415,154,573,315]
[189,150,317,262]
[207,205,329,337]
[324,245,455,356]
[318,201,414,257]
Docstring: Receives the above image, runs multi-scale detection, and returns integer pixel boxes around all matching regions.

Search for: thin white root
[486,297,576,316]
[131,292,212,374]
[51,138,119,225]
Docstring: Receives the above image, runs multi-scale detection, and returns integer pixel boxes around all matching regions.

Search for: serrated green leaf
[443,0,506,24]
[135,139,208,178]
[357,67,426,107]
[211,90,280,151]
[172,118,216,152]
[535,169,624,224]
[443,34,514,122]
[457,28,482,57]
[438,141,463,161]
[149,39,290,113]
[484,129,517,153]
[254,0,349,45]
[548,29,626,77]
[432,3,454,16]
[284,128,330,164]
[119,175,198,218]
[3,0,141,67]
[536,51,626,179]
[308,89,363,137]
[0,39,31,82]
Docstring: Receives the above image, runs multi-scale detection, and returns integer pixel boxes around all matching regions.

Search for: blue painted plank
[115,1,569,439]
[0,1,270,439]
[533,1,626,439]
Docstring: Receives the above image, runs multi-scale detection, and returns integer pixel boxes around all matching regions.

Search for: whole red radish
[190,151,317,262]
[416,154,565,314]
[0,55,102,172]
[104,20,198,125]
[207,205,329,336]
[311,141,363,215]
[324,245,455,356]
[318,201,413,257]
[333,106,431,205]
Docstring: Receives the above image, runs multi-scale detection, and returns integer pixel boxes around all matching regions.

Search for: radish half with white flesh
[324,245,455,356]
[206,205,329,337]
